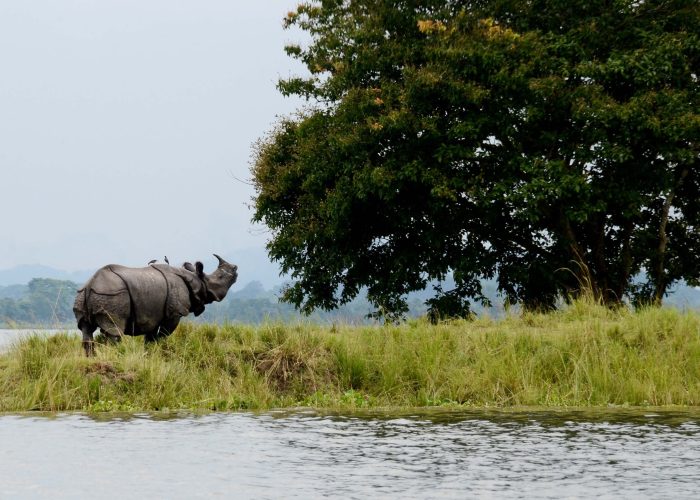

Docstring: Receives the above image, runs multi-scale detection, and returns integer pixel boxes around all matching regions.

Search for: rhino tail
[73,279,97,330]
[73,287,88,327]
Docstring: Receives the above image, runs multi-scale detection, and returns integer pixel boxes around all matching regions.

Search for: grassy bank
[1,300,699,412]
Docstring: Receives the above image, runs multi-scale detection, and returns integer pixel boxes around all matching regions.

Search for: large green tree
[252,0,699,318]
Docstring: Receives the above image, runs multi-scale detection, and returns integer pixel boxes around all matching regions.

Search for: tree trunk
[591,213,611,303]
[652,168,689,305]
[559,210,598,300]
[615,218,634,301]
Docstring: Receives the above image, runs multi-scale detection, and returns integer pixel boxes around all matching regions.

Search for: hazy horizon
[0,244,286,288]
[1,1,304,272]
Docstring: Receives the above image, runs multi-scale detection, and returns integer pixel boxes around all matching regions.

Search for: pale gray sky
[0,1,304,272]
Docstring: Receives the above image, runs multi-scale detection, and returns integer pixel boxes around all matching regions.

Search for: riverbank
[1,300,699,412]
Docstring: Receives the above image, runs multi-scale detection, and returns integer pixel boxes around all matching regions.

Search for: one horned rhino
[73,254,238,356]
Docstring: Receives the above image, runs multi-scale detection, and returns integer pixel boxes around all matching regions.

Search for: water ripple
[0,410,698,499]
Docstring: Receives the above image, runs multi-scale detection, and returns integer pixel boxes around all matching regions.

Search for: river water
[0,329,77,352]
[0,410,698,498]
[2,330,700,498]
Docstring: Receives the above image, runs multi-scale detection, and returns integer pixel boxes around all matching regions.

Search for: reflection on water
[0,409,698,499]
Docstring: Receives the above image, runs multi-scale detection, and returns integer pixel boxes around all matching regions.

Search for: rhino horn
[213,254,226,267]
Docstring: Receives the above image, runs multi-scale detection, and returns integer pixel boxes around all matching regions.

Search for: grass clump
[1,299,699,412]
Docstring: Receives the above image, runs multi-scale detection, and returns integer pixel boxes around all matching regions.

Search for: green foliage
[0,279,79,327]
[1,301,699,411]
[253,0,700,318]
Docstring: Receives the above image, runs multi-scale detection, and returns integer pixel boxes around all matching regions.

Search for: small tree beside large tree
[252,0,699,319]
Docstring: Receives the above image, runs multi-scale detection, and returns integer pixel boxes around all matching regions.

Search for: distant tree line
[198,280,432,325]
[0,279,79,327]
[2,277,698,328]
[0,278,426,327]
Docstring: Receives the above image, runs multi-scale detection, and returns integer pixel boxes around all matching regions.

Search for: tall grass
[1,299,699,412]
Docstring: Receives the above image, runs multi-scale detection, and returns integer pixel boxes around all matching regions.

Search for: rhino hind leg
[79,321,97,357]
[95,313,128,340]
[99,328,123,345]
[87,291,130,343]
[74,290,96,356]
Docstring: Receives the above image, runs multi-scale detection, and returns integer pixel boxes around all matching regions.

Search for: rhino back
[78,265,193,334]
[89,265,129,295]
[112,266,169,332]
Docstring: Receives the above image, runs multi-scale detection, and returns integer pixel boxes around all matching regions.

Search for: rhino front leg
[158,317,182,338]
[145,317,182,344]
[144,329,161,344]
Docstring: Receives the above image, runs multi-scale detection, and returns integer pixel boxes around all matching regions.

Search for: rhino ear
[195,261,204,278]
[183,262,195,272]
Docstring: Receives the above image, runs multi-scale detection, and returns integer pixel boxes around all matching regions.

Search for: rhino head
[193,254,238,303]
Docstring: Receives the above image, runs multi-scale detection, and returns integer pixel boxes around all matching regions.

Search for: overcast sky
[0,1,305,272]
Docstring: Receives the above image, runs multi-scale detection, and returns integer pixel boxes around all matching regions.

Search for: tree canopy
[252,0,700,319]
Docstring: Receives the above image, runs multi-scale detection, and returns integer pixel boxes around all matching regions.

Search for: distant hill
[0,284,27,300]
[216,248,289,289]
[0,265,91,287]
[230,280,272,300]
[665,282,700,309]
[0,247,287,288]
